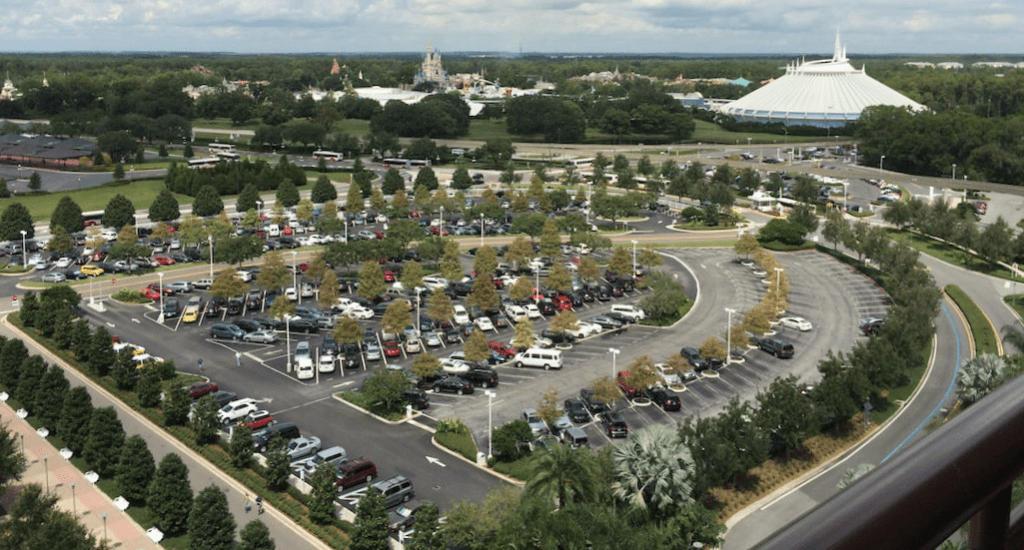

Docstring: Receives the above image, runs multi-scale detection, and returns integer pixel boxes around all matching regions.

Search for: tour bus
[215,151,241,162]
[188,157,220,169]
[566,158,595,170]
[313,150,343,161]
[382,158,431,169]
[207,142,236,154]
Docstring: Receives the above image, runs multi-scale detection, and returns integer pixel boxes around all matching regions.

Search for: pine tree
[311,175,338,202]
[184,143,194,159]
[264,435,290,491]
[163,386,191,427]
[27,171,41,191]
[116,435,156,505]
[0,339,28,389]
[101,193,135,229]
[58,386,93,455]
[237,520,276,550]
[307,461,338,525]
[49,196,85,234]
[82,407,125,477]
[0,201,34,240]
[136,367,163,408]
[18,291,38,327]
[406,501,443,550]
[190,394,221,445]
[187,485,236,550]
[349,485,390,550]
[111,348,140,391]
[70,319,91,361]
[0,422,26,491]
[193,185,224,217]
[149,189,181,223]
[230,424,253,469]
[236,183,261,214]
[149,453,194,535]
[33,365,70,428]
[88,325,115,377]
[276,180,300,207]
[15,356,46,412]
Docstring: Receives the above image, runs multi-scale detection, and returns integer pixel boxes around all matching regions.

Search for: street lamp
[291,251,298,305]
[158,273,165,322]
[208,234,214,278]
[70,482,77,516]
[19,230,26,268]
[773,267,784,315]
[256,200,263,219]
[43,456,49,495]
[952,163,956,181]
[480,213,485,248]
[725,308,736,366]
[285,315,292,373]
[534,268,540,304]
[842,181,849,213]
[608,347,620,378]
[631,240,638,277]
[101,512,108,546]
[439,206,444,236]
[485,390,496,458]
[415,288,423,337]
[879,155,886,180]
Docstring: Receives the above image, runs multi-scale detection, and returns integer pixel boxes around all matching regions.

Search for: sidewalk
[0,399,161,549]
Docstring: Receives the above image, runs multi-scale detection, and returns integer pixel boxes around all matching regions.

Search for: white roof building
[719,34,926,128]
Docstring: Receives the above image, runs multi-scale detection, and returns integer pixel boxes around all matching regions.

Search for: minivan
[370,475,415,509]
[210,323,246,340]
[302,445,348,478]
[295,342,314,380]
[251,422,301,452]
[562,426,590,448]
[513,348,564,370]
[610,304,646,321]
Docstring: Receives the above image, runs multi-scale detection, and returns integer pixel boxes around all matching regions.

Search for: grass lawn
[946,285,1000,354]
[303,170,352,183]
[12,179,192,221]
[886,229,1018,281]
[192,118,259,132]
[332,119,371,136]
[691,120,832,145]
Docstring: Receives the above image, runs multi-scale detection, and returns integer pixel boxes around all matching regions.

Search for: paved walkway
[0,398,161,549]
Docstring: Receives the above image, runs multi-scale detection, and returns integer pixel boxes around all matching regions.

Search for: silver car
[286,436,322,461]
[243,330,279,344]
[41,272,66,283]
[364,343,382,361]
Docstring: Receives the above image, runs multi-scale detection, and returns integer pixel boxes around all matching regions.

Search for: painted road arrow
[426,456,446,467]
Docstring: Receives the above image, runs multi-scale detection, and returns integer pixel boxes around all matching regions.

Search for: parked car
[389,500,430,532]
[187,381,219,400]
[601,410,629,438]
[41,272,66,283]
[286,436,322,461]
[522,409,549,436]
[757,338,795,358]
[680,346,710,372]
[403,388,430,410]
[462,368,499,388]
[590,315,624,330]
[645,387,681,411]
[580,388,610,415]
[474,316,495,332]
[563,398,590,424]
[616,371,642,399]
[217,398,258,424]
[432,376,473,395]
[243,330,279,344]
[210,323,246,340]
[336,458,378,490]
[243,410,274,430]
[778,316,813,332]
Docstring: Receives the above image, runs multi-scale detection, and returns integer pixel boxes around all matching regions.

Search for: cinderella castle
[413,43,453,90]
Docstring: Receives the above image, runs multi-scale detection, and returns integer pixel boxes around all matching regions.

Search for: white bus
[208,142,236,154]
[188,157,220,169]
[382,158,431,169]
[313,150,343,161]
[216,151,241,161]
[566,158,595,169]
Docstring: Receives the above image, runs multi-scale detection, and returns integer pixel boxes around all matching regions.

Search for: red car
[488,341,517,358]
[373,230,385,240]
[282,226,293,235]
[299,262,309,272]
[145,283,174,296]
[409,211,420,218]
[143,288,161,301]
[383,340,402,358]
[383,270,396,282]
[153,256,175,266]
[243,410,274,430]
[553,296,573,311]
[85,220,100,227]
[187,381,219,400]
[616,370,642,399]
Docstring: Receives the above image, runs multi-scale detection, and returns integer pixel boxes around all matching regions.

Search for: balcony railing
[754,373,1024,550]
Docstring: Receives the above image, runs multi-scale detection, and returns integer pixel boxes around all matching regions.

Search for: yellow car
[81,264,104,277]
[182,306,200,323]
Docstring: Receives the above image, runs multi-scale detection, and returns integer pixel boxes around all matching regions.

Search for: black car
[540,329,576,345]
[206,297,227,315]
[443,327,462,344]
[490,314,511,329]
[591,315,624,330]
[226,298,244,315]
[245,290,263,310]
[403,388,430,410]
[758,338,795,358]
[321,336,340,357]
[580,388,610,415]
[162,299,181,318]
[577,288,596,303]
[233,319,261,333]
[605,311,635,325]
[607,285,624,298]
[450,282,473,297]
[601,410,629,438]
[253,317,283,331]
[563,398,590,423]
[288,318,319,334]
[537,300,558,316]
[341,350,361,369]
[210,390,238,408]
[563,292,584,307]
[462,368,499,388]
[680,347,709,372]
[646,387,681,411]
[432,376,474,395]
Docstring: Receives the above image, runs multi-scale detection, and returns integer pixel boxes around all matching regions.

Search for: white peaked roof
[720,34,926,127]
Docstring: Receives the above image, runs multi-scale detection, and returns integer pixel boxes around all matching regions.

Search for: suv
[579,388,610,415]
[462,368,499,388]
[210,323,246,340]
[251,422,301,452]
[758,338,795,358]
[680,347,709,372]
[335,458,377,490]
[370,475,415,509]
[601,410,629,438]
[403,388,430,410]
[217,398,258,424]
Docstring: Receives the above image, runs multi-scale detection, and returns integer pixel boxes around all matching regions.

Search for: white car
[422,276,450,291]
[55,257,74,269]
[778,316,813,332]
[505,304,528,319]
[343,305,375,320]
[217,398,259,424]
[523,304,542,319]
[452,305,471,325]
[405,338,422,354]
[654,363,684,387]
[474,316,495,332]
[440,358,471,375]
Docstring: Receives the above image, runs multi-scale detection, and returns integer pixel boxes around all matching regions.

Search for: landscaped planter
[701,370,720,378]
[555,343,573,351]
[631,397,652,406]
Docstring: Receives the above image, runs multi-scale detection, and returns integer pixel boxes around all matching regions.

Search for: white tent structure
[719,34,926,128]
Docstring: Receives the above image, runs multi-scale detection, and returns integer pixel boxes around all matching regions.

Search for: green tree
[467,274,500,311]
[88,325,115,377]
[361,369,413,414]
[539,219,562,258]
[451,166,473,190]
[318,270,340,309]
[332,315,363,346]
[755,375,818,458]
[382,168,405,195]
[264,435,291,491]
[136,367,163,408]
[412,352,442,379]
[0,421,26,491]
[637,246,663,270]
[358,260,387,301]
[188,485,236,550]
[211,268,249,299]
[190,395,221,445]
[473,245,498,278]
[789,203,819,234]
[311,175,337,203]
[102,193,136,229]
[237,520,276,550]
[346,180,364,214]
[548,310,580,336]
[184,143,194,158]
[193,185,224,217]
[612,423,694,519]
[381,300,411,337]
[149,189,181,223]
[415,166,439,191]
[49,196,84,234]
[257,251,290,291]
[624,355,660,393]
[163,386,192,427]
[114,164,128,181]
[440,240,463,281]
[505,237,534,270]
[308,461,339,525]
[116,435,156,505]
[0,202,34,240]
[526,441,601,509]
[427,288,454,323]
[607,247,632,276]
[401,260,424,290]
[510,276,533,303]
[958,353,1008,405]
[276,179,300,208]
[2,485,99,550]
[406,501,443,550]
[578,256,600,284]
[82,406,125,477]
[463,329,491,363]
[512,317,535,349]
[46,225,73,254]
[58,386,93,455]
[544,263,574,293]
[33,364,69,427]
[296,198,315,224]
[236,183,261,214]
[349,483,390,550]
[821,210,849,251]
[230,424,254,469]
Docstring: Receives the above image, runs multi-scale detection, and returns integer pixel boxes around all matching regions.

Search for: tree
[548,310,579,335]
[358,260,387,301]
[381,300,411,337]
[149,189,181,222]
[211,268,249,299]
[958,353,1008,405]
[257,251,290,291]
[463,329,491,364]
[190,395,221,445]
[273,179,298,208]
[110,350,140,393]
[412,352,442,379]
[539,219,562,258]
[789,203,819,234]
[0,421,26,491]
[230,424,254,469]
[361,369,413,415]
[512,317,536,349]
[607,247,632,276]
[237,520,276,550]
[188,485,236,550]
[311,175,337,203]
[467,273,500,311]
[349,483,390,550]
[509,276,533,303]
[440,240,463,281]
[0,202,34,240]
[116,435,156,505]
[401,260,424,290]
[136,367,163,408]
[193,185,224,217]
[236,183,261,214]
[414,166,439,191]
[821,210,849,251]
[526,441,601,509]
[58,386,93,455]
[577,257,601,284]
[46,225,73,254]
[506,237,534,270]
[88,325,115,377]
[101,193,136,229]
[544,263,574,293]
[405,501,442,550]
[590,376,621,408]
[637,246,663,270]
[2,485,100,550]
[427,288,454,323]
[164,386,192,427]
[473,245,498,278]
[624,355,660,393]
[451,166,473,190]
[612,424,694,519]
[32,364,69,427]
[382,168,405,195]
[50,196,84,234]
[536,386,561,427]
[755,375,818,458]
[82,406,125,477]
[261,434,292,492]
[700,337,728,363]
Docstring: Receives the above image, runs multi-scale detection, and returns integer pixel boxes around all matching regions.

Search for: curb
[428,437,525,487]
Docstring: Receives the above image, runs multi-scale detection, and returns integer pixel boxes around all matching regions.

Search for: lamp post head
[19,230,25,237]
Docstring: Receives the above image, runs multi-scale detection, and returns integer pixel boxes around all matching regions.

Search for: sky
[1,0,1023,55]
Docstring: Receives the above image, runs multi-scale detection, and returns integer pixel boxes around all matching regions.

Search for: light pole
[842,181,849,213]
[285,315,292,372]
[70,482,77,516]
[534,268,540,304]
[485,390,496,458]
[101,512,108,546]
[480,213,485,247]
[631,240,638,277]
[746,137,751,153]
[158,272,165,322]
[609,347,620,378]
[19,230,26,268]
[256,200,263,219]
[415,288,422,337]
[879,155,885,180]
[291,251,298,304]
[43,456,49,495]
[952,163,956,181]
[773,267,784,316]
[207,234,214,278]
[440,206,444,236]
[725,308,736,366]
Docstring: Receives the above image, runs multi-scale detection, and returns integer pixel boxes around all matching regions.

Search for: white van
[610,304,646,321]
[513,348,564,370]
[267,224,281,237]
[295,341,314,380]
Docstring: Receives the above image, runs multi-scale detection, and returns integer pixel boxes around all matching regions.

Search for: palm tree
[958,353,1008,405]
[525,443,601,509]
[611,423,694,520]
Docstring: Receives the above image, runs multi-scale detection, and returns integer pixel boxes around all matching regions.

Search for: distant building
[331,58,341,75]
[668,92,707,109]
[718,33,926,128]
[414,43,451,89]
[0,77,16,101]
[0,134,97,167]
